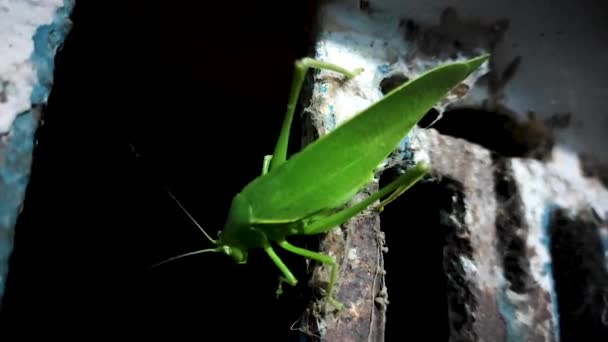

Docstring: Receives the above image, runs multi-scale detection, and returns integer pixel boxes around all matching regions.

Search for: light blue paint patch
[324,104,336,131]
[319,80,328,94]
[30,0,75,105]
[377,64,390,75]
[398,136,412,161]
[496,275,525,342]
[0,111,36,300]
[541,261,552,276]
[495,202,561,341]
[0,0,74,303]
[540,202,561,341]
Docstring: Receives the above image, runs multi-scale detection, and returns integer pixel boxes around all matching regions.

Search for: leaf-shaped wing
[242,55,488,222]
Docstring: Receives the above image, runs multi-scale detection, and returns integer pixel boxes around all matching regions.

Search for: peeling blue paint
[496,202,561,342]
[377,63,390,75]
[496,274,525,342]
[0,0,74,303]
[319,80,328,94]
[30,1,74,105]
[0,111,36,300]
[398,136,412,161]
[540,202,561,342]
[324,104,336,131]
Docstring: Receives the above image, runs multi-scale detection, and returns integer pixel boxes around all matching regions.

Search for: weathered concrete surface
[300,123,608,341]
[302,2,608,341]
[411,128,508,341]
[0,0,74,304]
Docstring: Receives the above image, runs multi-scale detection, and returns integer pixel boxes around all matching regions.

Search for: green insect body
[154,55,489,310]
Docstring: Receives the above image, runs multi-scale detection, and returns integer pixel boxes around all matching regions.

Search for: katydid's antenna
[149,247,222,269]
[165,188,217,244]
[127,141,217,245]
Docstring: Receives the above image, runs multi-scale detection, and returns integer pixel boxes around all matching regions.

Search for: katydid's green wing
[243,55,488,222]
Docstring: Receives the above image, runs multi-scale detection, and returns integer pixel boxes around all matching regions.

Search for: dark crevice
[0,1,321,340]
[421,107,554,160]
[379,170,475,341]
[418,107,441,128]
[378,73,439,131]
[580,153,608,189]
[492,154,532,293]
[379,73,409,95]
[377,73,555,162]
[549,207,608,342]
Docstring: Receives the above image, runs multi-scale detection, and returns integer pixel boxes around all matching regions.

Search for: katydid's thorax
[221,192,301,248]
[221,193,267,249]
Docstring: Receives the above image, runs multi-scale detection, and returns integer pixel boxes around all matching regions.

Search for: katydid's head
[217,241,247,264]
[151,189,251,268]
[213,230,245,263]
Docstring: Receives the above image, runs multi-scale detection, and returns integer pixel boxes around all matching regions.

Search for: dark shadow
[379,170,475,341]
[492,155,532,294]
[0,1,322,340]
[548,208,608,342]
[420,107,554,160]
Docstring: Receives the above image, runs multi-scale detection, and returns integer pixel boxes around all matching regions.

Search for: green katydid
[152,55,489,310]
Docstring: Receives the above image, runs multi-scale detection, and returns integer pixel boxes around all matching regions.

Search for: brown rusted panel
[298,183,387,342]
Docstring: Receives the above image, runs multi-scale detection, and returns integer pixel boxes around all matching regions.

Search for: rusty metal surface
[299,184,387,342]
[296,97,387,341]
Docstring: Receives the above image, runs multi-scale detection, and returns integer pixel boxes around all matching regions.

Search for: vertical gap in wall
[379,170,475,340]
[492,154,532,294]
[548,207,608,342]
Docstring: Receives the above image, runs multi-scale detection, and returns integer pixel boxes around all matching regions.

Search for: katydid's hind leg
[377,184,409,213]
[377,163,430,212]
[263,241,298,298]
[302,162,430,236]
[276,239,343,310]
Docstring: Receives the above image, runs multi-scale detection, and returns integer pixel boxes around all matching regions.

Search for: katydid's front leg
[269,58,363,172]
[262,155,272,175]
[262,236,299,298]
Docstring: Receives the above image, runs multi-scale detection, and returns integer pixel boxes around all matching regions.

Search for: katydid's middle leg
[302,162,430,235]
[276,239,343,310]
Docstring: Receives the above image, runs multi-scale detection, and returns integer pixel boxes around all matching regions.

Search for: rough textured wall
[0,0,74,304]
[299,1,608,341]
